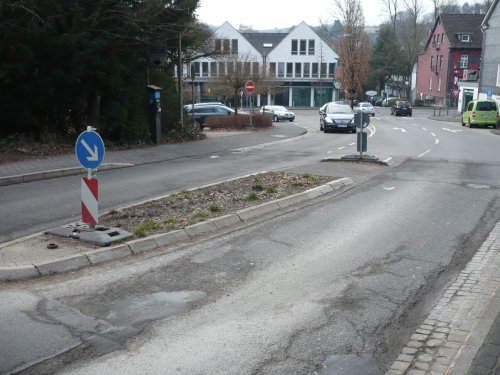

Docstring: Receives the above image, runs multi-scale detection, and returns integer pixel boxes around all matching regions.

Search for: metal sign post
[245,81,255,128]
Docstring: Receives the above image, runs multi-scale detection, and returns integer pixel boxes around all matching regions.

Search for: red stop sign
[245,81,254,93]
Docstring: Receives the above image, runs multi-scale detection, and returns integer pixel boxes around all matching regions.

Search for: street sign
[75,130,105,169]
[452,89,460,98]
[366,90,377,96]
[245,81,255,93]
[487,89,493,98]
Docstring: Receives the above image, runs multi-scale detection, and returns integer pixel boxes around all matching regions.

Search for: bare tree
[398,0,428,79]
[333,0,371,105]
[431,0,460,19]
[381,0,400,32]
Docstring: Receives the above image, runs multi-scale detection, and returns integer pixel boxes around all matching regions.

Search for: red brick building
[416,14,484,106]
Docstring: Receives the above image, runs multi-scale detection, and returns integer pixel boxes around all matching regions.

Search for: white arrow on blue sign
[75,130,105,169]
[487,89,493,98]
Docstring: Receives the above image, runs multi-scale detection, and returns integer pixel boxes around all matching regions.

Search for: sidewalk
[386,221,500,375]
[0,124,307,185]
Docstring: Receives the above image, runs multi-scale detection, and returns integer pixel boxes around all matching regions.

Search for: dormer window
[461,34,471,43]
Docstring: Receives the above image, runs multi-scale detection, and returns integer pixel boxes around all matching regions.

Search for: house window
[441,33,444,43]
[295,62,302,77]
[210,62,217,77]
[308,40,315,55]
[218,62,225,76]
[252,62,259,75]
[312,63,318,77]
[439,55,443,69]
[431,56,435,70]
[215,39,221,51]
[328,63,335,77]
[438,77,442,92]
[193,62,200,77]
[299,40,306,55]
[269,62,276,77]
[291,40,298,55]
[429,76,433,90]
[303,63,310,77]
[202,62,209,77]
[231,39,238,54]
[321,63,327,77]
[278,62,285,77]
[461,34,470,43]
[223,39,230,54]
[459,54,468,69]
[286,62,293,77]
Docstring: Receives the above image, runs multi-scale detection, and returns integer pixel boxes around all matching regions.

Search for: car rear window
[398,102,411,107]
[476,101,497,111]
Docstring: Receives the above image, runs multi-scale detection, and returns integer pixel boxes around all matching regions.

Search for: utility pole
[178,32,183,125]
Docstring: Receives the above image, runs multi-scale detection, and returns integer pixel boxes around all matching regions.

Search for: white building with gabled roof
[187,21,339,108]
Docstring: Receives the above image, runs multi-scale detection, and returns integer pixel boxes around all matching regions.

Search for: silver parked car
[259,105,295,122]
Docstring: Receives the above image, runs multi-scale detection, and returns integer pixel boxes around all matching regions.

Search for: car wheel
[408,113,412,117]
[467,119,473,128]
[273,115,279,122]
[289,119,294,122]
[462,119,465,126]
[351,128,357,133]
[372,113,375,117]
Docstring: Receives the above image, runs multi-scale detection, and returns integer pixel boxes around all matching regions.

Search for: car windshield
[326,105,353,114]
[476,102,497,111]
[274,106,288,111]
[361,104,372,108]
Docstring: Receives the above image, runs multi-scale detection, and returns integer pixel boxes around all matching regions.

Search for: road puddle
[105,291,207,325]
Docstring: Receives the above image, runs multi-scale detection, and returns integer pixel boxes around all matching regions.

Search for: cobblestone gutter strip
[386,221,500,375]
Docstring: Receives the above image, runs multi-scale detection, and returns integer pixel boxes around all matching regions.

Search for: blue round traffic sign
[75,131,105,169]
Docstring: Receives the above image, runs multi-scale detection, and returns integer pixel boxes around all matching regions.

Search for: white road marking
[327,151,333,154]
[271,135,287,138]
[431,132,436,137]
[338,146,346,150]
[210,155,220,159]
[393,127,407,133]
[422,127,428,131]
[435,138,440,145]
[349,142,355,146]
[443,128,463,133]
[417,149,431,158]
[384,186,396,191]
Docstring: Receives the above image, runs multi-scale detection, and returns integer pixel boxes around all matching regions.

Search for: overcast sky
[196,0,470,29]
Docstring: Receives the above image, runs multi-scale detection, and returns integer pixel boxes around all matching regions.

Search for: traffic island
[322,155,395,166]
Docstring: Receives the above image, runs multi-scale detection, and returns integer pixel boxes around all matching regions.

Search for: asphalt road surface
[1,108,499,374]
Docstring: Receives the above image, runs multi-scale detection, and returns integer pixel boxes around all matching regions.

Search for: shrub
[266,186,278,194]
[205,113,272,130]
[251,184,264,191]
[246,192,259,201]
[209,204,220,212]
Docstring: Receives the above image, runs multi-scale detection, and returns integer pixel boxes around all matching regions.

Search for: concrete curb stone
[209,214,242,229]
[84,244,133,265]
[236,201,281,221]
[184,221,219,237]
[153,230,190,248]
[0,264,40,280]
[0,163,133,187]
[127,237,159,254]
[35,253,90,276]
